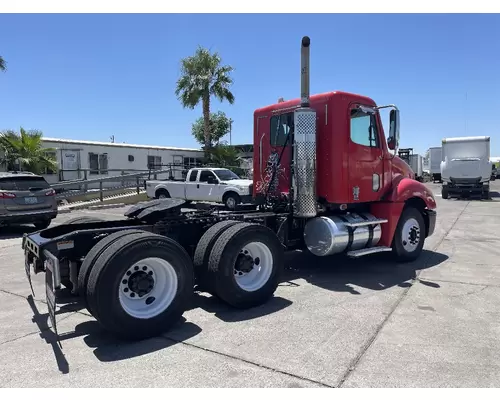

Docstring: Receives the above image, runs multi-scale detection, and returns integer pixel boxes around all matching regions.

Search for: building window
[183,157,203,169]
[148,155,162,170]
[89,152,108,175]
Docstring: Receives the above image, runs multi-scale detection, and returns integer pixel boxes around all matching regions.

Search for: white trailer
[428,147,442,182]
[440,136,492,199]
[409,154,423,182]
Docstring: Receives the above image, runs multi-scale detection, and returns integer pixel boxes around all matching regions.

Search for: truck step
[344,218,388,228]
[347,246,392,258]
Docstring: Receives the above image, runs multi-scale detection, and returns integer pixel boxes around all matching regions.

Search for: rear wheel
[156,189,170,199]
[391,206,425,262]
[193,220,241,291]
[60,216,105,290]
[207,223,284,309]
[86,232,194,340]
[441,186,449,200]
[78,229,149,314]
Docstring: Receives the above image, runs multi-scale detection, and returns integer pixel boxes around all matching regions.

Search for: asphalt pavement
[1,183,500,387]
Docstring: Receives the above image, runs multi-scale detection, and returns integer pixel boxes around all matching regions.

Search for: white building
[40,137,204,186]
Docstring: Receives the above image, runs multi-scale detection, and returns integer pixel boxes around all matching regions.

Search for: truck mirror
[388,109,400,150]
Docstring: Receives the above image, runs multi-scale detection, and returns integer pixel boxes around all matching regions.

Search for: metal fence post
[99,181,103,202]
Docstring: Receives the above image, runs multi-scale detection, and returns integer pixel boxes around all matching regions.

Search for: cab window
[350,108,379,148]
[199,170,216,183]
[270,112,294,147]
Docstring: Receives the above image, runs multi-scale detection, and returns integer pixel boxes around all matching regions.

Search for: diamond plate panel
[293,108,317,217]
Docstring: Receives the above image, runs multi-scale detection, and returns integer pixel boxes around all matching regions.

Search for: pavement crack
[336,200,470,387]
[164,337,335,388]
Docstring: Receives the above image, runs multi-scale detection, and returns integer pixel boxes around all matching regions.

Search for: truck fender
[370,178,436,247]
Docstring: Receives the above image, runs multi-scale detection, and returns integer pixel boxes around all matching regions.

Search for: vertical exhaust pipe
[293,36,317,218]
[301,36,311,108]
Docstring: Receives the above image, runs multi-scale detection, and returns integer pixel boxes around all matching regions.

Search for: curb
[87,203,126,210]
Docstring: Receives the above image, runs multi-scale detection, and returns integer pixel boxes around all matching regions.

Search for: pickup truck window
[214,169,240,181]
[188,170,198,182]
[199,170,217,183]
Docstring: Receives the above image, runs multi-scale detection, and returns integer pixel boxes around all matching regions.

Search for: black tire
[441,186,449,200]
[207,223,284,309]
[223,192,240,211]
[34,220,51,230]
[86,232,194,340]
[391,206,426,262]
[483,190,490,200]
[193,220,241,290]
[156,189,170,199]
[78,229,149,314]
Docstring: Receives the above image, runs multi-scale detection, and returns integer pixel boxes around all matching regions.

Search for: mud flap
[24,249,35,298]
[44,253,58,338]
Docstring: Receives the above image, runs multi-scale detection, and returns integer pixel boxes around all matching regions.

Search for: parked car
[0,172,58,229]
[145,167,253,210]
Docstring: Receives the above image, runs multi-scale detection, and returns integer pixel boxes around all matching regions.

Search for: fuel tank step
[343,218,388,228]
[347,246,392,258]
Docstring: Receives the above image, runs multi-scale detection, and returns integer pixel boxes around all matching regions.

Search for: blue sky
[0,13,499,155]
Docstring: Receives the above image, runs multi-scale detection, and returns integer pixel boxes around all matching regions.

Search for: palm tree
[0,128,58,174]
[175,46,235,153]
[0,56,6,71]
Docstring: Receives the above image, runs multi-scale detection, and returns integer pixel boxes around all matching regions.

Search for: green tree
[175,46,235,152]
[191,111,231,147]
[0,56,6,72]
[0,127,58,174]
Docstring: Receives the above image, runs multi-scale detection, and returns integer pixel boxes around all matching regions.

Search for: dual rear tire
[78,220,283,340]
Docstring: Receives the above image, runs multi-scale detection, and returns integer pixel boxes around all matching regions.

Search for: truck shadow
[281,249,448,294]
[191,249,447,323]
[0,225,37,240]
[27,295,202,372]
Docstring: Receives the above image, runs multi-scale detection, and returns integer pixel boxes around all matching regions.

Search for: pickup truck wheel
[193,220,241,291]
[78,229,149,314]
[156,189,170,199]
[86,232,194,340]
[207,223,284,309]
[391,206,425,262]
[441,186,449,200]
[224,193,240,210]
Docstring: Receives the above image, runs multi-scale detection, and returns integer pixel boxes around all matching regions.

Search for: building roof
[42,137,203,152]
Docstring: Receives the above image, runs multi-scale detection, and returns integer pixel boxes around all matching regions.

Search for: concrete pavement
[1,183,500,387]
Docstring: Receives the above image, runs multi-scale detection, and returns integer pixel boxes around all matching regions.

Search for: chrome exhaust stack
[293,36,317,218]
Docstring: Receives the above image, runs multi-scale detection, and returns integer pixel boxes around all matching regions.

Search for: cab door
[255,112,293,198]
[347,104,385,203]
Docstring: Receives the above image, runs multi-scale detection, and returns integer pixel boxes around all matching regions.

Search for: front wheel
[442,186,449,200]
[224,193,240,211]
[391,207,426,262]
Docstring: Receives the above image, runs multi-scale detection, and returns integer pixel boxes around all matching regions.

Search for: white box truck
[409,154,424,182]
[440,136,492,199]
[428,147,442,182]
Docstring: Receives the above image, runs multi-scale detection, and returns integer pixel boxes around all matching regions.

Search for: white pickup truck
[145,167,253,210]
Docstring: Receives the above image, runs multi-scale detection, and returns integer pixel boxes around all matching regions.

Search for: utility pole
[229,118,233,145]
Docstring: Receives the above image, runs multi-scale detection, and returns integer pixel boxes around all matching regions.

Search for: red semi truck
[21,36,437,341]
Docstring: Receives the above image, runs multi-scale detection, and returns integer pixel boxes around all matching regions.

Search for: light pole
[229,118,233,145]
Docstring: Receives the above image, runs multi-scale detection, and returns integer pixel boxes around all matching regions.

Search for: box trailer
[440,136,492,199]
[428,147,442,182]
[409,154,424,182]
